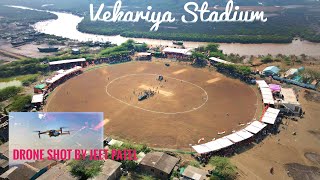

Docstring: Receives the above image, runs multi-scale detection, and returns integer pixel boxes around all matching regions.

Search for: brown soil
[304,90,320,103]
[45,61,257,149]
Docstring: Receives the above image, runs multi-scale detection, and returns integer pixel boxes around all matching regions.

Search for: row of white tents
[256,80,275,105]
[192,106,280,154]
[192,80,282,154]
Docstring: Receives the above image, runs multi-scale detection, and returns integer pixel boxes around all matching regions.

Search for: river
[9,5,320,56]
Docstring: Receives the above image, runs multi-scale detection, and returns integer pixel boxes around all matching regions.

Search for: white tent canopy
[235,129,254,140]
[215,137,234,148]
[245,124,261,134]
[204,141,223,152]
[251,121,267,129]
[137,52,151,56]
[49,58,86,65]
[192,144,212,154]
[256,80,269,88]
[225,133,245,143]
[46,66,82,84]
[209,57,234,65]
[245,121,267,134]
[31,94,44,103]
[261,107,280,124]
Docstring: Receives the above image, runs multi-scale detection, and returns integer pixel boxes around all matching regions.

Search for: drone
[34,127,71,139]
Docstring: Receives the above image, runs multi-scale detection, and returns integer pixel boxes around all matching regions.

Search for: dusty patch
[172,68,187,75]
[309,130,320,141]
[46,62,257,149]
[304,90,320,103]
[206,77,221,84]
[305,152,320,166]
[285,163,320,180]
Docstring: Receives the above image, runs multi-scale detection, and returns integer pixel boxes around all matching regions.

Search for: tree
[209,156,237,180]
[192,52,207,67]
[261,55,273,64]
[69,157,104,180]
[205,43,220,52]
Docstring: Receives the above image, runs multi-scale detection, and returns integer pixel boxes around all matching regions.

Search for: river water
[9,5,320,56]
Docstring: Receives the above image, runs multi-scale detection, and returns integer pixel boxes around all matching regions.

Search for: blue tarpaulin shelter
[263,66,280,76]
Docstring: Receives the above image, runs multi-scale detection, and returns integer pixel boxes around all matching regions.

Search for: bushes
[0,86,22,101]
[0,59,48,78]
[7,95,31,112]
[69,156,103,179]
[21,74,39,86]
[209,156,237,180]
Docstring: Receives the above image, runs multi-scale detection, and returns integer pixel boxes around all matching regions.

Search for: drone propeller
[33,131,41,139]
[59,127,68,133]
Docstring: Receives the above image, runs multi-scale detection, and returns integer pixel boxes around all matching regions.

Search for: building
[262,66,280,76]
[136,52,152,61]
[275,88,302,116]
[162,48,192,60]
[1,160,58,180]
[34,84,47,94]
[139,152,179,180]
[94,159,122,180]
[37,163,75,180]
[181,165,208,180]
[48,58,86,70]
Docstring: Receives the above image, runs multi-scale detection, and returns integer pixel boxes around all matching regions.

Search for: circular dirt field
[46,61,258,149]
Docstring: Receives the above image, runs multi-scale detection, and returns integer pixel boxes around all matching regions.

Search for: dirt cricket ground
[45,61,258,149]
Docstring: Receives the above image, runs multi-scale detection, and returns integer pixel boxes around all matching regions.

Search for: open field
[45,61,257,149]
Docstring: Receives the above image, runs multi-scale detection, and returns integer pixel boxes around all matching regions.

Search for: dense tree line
[78,6,320,43]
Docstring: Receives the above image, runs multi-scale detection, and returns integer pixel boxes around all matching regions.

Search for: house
[162,48,192,60]
[139,152,179,180]
[181,165,208,180]
[262,66,280,76]
[48,58,86,70]
[37,163,75,180]
[94,159,122,180]
[1,160,58,180]
[34,84,47,94]
[275,88,302,116]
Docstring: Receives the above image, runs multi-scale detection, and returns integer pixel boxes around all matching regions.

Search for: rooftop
[209,57,234,65]
[94,159,122,180]
[0,142,9,158]
[162,47,192,55]
[49,58,86,66]
[37,163,76,180]
[7,164,38,180]
[182,165,208,180]
[140,152,179,174]
[263,66,280,74]
[281,88,300,105]
[26,159,57,170]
